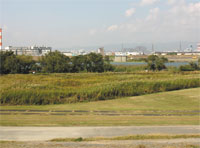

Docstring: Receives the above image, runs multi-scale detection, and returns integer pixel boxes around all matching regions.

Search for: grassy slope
[0,88,199,126]
[1,87,200,111]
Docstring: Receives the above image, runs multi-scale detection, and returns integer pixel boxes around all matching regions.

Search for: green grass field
[0,88,199,126]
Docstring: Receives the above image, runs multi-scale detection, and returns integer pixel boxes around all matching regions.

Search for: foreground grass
[0,71,200,105]
[50,134,200,142]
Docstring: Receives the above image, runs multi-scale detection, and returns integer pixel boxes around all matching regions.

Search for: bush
[179,62,199,71]
[145,55,167,71]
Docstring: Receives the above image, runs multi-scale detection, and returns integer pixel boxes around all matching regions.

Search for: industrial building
[114,55,127,62]
[3,46,52,56]
[0,28,51,56]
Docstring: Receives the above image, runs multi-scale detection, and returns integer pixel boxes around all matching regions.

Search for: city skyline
[0,0,200,50]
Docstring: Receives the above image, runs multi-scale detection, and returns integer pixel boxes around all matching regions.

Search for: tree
[103,56,115,72]
[85,53,104,72]
[71,55,86,72]
[179,62,199,71]
[146,55,167,71]
[17,55,35,73]
[0,51,15,74]
[4,54,21,74]
[40,51,71,73]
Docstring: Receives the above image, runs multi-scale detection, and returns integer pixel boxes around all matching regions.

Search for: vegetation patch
[0,72,200,105]
[50,134,200,142]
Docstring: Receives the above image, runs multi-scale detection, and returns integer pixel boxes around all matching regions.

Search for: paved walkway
[0,126,200,141]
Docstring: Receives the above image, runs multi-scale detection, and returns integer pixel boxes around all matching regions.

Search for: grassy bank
[0,88,199,126]
[0,71,200,105]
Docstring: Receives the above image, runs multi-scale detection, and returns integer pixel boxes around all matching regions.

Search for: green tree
[0,51,14,74]
[4,54,21,74]
[85,53,104,72]
[17,55,35,73]
[71,55,86,72]
[40,51,71,73]
[103,56,115,72]
[179,62,198,71]
[146,55,167,71]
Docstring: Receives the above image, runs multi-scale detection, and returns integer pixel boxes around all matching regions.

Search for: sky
[0,0,200,50]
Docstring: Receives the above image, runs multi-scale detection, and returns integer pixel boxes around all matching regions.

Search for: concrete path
[0,126,200,141]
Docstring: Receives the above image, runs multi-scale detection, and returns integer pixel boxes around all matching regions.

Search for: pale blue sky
[0,0,200,50]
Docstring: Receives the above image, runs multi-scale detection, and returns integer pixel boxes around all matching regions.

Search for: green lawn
[0,88,199,126]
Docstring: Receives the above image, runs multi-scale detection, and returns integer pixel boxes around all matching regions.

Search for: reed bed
[0,71,200,105]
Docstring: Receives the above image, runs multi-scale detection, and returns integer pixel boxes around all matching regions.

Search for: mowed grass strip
[0,114,199,126]
[1,87,200,112]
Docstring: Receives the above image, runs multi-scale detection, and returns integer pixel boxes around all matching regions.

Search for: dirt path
[0,126,200,141]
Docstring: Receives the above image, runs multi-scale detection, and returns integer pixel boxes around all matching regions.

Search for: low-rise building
[114,55,127,62]
[154,51,200,56]
[3,46,51,56]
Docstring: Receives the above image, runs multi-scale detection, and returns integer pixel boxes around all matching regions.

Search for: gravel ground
[0,139,200,148]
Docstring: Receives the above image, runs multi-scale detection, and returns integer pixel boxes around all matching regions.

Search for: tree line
[0,51,114,74]
[1,50,199,74]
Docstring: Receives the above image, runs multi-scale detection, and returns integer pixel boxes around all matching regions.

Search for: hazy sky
[0,0,200,49]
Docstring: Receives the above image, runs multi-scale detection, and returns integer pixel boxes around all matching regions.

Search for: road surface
[0,126,200,141]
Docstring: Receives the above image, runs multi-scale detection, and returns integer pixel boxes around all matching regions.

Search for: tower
[0,28,2,50]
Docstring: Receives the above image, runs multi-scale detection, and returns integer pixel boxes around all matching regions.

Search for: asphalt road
[0,126,200,141]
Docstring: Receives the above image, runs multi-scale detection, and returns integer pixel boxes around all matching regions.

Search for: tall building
[97,47,105,56]
[0,28,2,50]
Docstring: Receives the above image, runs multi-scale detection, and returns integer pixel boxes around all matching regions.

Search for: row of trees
[1,50,199,74]
[0,51,35,74]
[0,51,114,74]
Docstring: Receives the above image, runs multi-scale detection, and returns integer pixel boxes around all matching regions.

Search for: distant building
[97,47,105,56]
[115,52,126,56]
[62,52,73,57]
[114,55,127,62]
[105,52,114,56]
[3,46,51,56]
[154,51,200,56]
[126,51,144,56]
